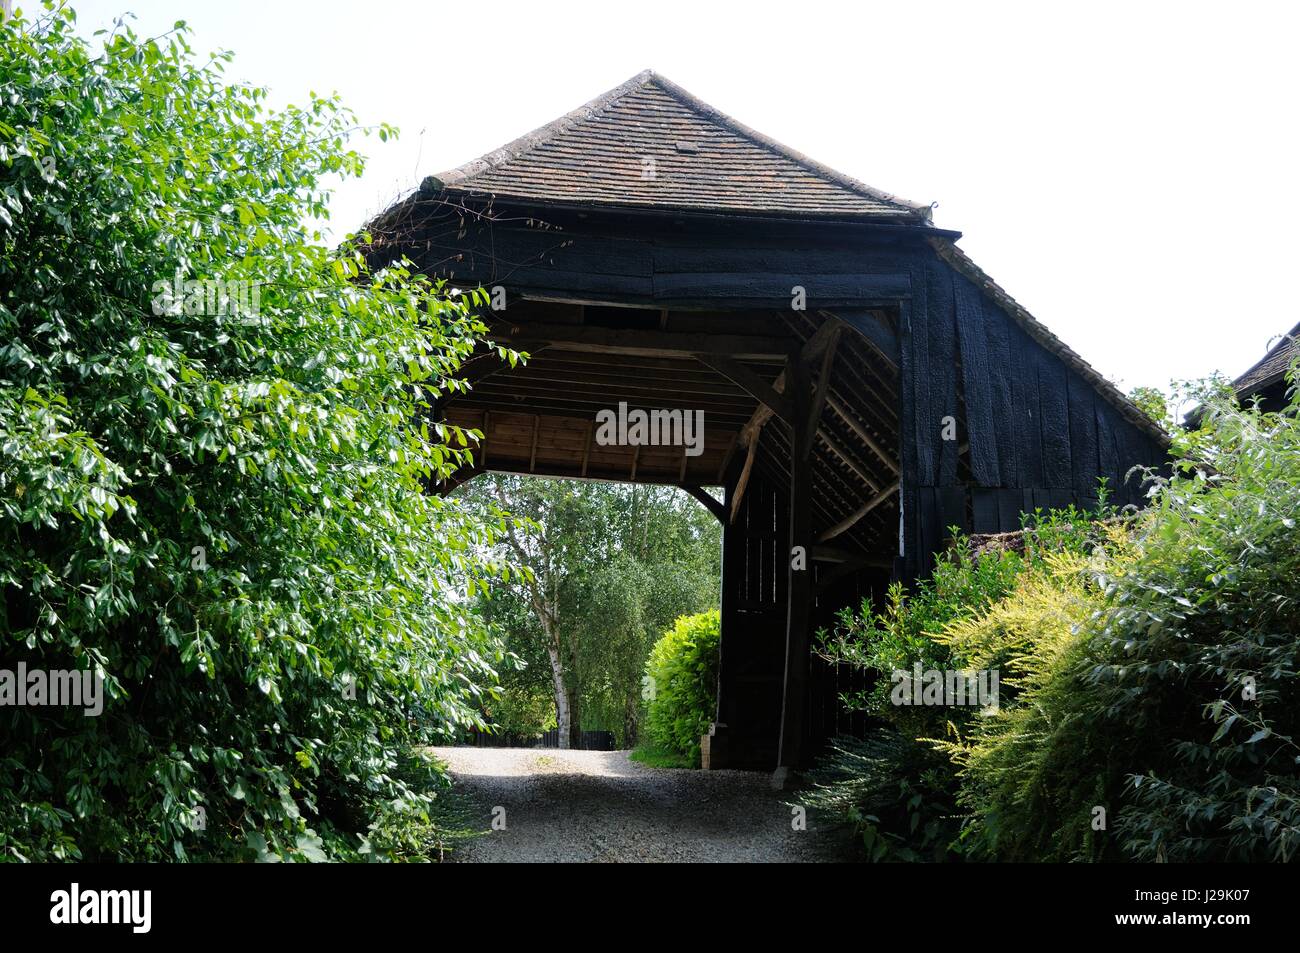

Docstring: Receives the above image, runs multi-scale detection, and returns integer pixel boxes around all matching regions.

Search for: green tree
[464,475,720,748]
[0,4,514,861]
[1128,386,1172,429]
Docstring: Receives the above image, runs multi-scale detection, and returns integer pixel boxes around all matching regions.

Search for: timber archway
[364,71,1167,774]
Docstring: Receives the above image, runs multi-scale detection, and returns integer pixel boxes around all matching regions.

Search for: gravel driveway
[431,747,853,863]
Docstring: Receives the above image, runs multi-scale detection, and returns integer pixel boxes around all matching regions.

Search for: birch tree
[469,475,720,748]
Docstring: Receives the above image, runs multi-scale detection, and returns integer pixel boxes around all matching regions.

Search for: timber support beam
[487,320,792,360]
[680,484,726,523]
[692,352,792,424]
[775,351,813,783]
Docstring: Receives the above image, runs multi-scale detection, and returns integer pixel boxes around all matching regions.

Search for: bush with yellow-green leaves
[808,371,1300,862]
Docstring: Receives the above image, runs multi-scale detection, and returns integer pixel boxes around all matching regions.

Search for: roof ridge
[433,70,931,220]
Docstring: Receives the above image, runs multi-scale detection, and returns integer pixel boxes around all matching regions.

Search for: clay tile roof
[1234,321,1300,397]
[432,70,931,221]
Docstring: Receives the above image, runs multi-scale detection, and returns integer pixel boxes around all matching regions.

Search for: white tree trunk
[545,640,572,749]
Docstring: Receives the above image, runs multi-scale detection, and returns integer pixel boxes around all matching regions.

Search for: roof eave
[441,186,939,228]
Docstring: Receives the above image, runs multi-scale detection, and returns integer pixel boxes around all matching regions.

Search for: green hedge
[642,610,720,764]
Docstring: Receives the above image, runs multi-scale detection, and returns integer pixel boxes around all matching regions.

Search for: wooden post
[709,472,744,769]
[775,353,813,782]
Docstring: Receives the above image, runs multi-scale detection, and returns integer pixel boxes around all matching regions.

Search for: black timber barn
[364,71,1167,775]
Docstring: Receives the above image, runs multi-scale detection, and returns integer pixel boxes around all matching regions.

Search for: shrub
[931,548,1124,861]
[642,610,720,764]
[805,505,1113,858]
[801,731,961,862]
[0,7,514,861]
[943,382,1300,863]
[1095,388,1300,862]
[821,368,1300,864]
[816,540,1029,735]
[484,684,558,739]
[803,548,1019,859]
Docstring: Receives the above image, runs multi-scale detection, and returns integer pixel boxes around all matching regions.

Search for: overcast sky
[71,0,1300,399]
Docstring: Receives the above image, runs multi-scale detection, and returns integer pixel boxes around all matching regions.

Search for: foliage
[816,543,1027,734]
[627,742,694,770]
[1128,386,1172,429]
[801,732,961,862]
[943,377,1300,862]
[463,476,720,748]
[1096,381,1300,862]
[805,498,1119,859]
[642,609,720,764]
[930,548,1125,861]
[0,5,515,861]
[353,752,486,862]
[810,362,1300,863]
[482,680,556,738]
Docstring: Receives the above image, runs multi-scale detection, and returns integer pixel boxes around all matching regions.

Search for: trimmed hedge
[642,610,720,765]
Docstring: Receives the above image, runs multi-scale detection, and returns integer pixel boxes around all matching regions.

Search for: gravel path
[431,747,853,863]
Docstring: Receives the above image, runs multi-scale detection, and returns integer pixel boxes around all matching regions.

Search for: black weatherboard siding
[900,252,1164,576]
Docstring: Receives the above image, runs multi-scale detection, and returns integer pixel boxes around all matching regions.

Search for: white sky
[70,0,1300,397]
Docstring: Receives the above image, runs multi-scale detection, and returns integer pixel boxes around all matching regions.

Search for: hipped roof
[431,70,931,222]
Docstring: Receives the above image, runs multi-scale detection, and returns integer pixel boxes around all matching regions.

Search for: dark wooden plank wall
[720,465,897,764]
[716,468,788,768]
[416,217,919,310]
[901,253,1164,576]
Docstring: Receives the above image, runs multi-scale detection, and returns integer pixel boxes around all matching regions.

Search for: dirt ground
[431,747,854,863]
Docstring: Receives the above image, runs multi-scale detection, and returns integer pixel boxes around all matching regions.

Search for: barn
[1230,322,1300,413]
[363,70,1168,775]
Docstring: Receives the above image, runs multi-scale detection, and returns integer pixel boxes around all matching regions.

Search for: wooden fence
[460,728,617,751]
